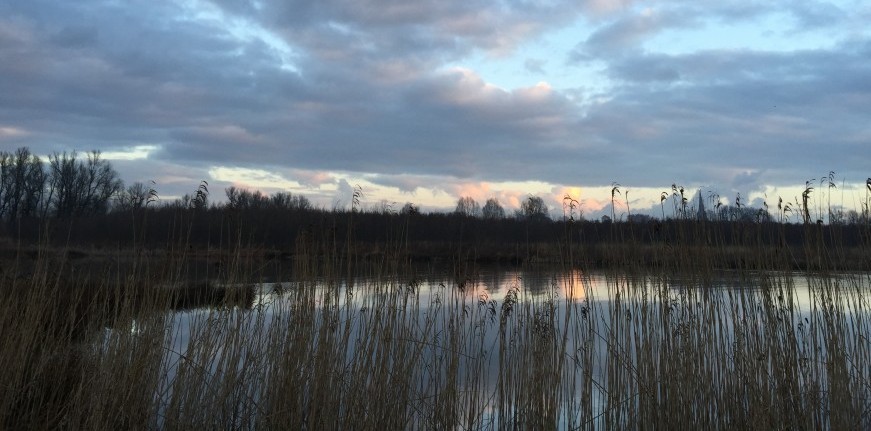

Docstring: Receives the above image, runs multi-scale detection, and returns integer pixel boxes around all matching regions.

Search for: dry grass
[1,224,870,429]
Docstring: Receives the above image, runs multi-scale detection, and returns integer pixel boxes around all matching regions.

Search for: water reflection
[141,269,870,428]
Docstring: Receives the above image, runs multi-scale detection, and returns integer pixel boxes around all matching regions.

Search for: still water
[136,269,870,428]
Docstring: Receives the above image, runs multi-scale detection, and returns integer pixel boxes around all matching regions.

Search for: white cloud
[209,166,302,190]
[101,145,159,161]
[0,126,29,139]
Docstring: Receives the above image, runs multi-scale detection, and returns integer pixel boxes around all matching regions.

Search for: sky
[1,0,870,220]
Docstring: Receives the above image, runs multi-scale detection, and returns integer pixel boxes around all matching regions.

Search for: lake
[115,268,870,429]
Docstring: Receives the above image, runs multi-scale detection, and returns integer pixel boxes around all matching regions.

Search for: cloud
[210,0,589,59]
[583,0,636,16]
[366,174,438,193]
[288,169,337,188]
[573,39,871,188]
[730,170,765,192]
[567,2,835,64]
[788,2,848,30]
[568,6,699,62]
[524,58,547,74]
[48,25,99,48]
[334,178,356,209]
[0,126,29,139]
[2,0,871,214]
[584,8,675,53]
[101,145,159,161]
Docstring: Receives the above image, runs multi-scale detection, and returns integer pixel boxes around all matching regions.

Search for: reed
[1,215,869,429]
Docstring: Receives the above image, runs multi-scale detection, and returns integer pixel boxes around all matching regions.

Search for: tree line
[2,145,868,271]
[0,146,553,224]
[0,147,122,220]
[0,147,314,222]
[3,146,870,252]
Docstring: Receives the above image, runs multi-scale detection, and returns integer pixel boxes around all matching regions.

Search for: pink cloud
[290,169,336,187]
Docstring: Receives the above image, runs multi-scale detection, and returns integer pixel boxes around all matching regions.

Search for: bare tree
[270,191,311,210]
[229,189,268,209]
[454,196,480,217]
[517,195,549,221]
[227,187,311,210]
[400,202,420,216]
[80,151,123,214]
[114,182,151,211]
[225,186,244,210]
[46,151,122,217]
[46,151,78,217]
[482,198,504,220]
[0,147,46,220]
[0,152,10,219]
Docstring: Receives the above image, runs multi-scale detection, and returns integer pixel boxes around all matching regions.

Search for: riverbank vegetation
[2,209,870,429]
[2,146,870,428]
[4,146,871,271]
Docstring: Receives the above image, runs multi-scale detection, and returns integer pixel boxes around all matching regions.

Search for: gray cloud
[524,58,547,74]
[566,2,845,64]
[211,0,590,60]
[579,41,871,186]
[788,2,848,30]
[583,9,691,55]
[1,0,870,207]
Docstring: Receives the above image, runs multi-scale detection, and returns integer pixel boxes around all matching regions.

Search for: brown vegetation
[1,214,869,429]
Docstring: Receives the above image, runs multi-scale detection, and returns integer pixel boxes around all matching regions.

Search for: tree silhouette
[482,198,505,220]
[455,196,481,217]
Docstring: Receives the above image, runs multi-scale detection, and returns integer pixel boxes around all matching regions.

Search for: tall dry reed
[1,219,869,429]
